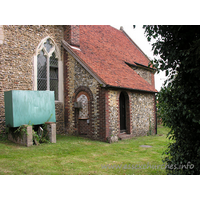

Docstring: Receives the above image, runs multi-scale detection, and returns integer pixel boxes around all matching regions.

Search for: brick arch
[73,86,94,137]
[73,86,94,102]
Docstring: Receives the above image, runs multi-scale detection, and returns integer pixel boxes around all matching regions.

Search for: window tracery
[36,38,59,100]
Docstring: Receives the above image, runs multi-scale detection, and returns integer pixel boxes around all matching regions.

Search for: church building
[0,25,157,142]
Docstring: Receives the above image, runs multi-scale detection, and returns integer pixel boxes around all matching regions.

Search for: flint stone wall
[108,90,120,137]
[130,64,153,86]
[0,25,64,134]
[134,68,152,85]
[107,89,156,138]
[130,92,155,136]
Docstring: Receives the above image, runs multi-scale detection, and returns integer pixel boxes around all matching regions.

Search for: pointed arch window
[36,38,59,100]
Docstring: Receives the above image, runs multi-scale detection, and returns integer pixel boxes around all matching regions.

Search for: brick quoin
[64,51,70,131]
[105,89,110,139]
[128,91,133,135]
[97,86,107,141]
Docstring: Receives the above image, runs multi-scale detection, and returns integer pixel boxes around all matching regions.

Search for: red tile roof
[66,25,157,93]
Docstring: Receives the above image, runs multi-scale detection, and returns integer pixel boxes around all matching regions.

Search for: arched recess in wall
[33,36,63,102]
[119,91,130,134]
[74,86,94,136]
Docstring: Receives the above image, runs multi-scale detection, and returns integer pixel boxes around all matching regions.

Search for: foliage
[5,123,51,145]
[33,124,50,145]
[12,125,28,140]
[0,130,8,142]
[29,115,53,144]
[144,25,200,174]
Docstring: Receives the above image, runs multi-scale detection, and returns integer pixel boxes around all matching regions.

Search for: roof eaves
[62,40,106,87]
[125,61,156,73]
[105,84,157,94]
[134,62,157,73]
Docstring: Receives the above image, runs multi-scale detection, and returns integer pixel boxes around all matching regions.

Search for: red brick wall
[78,119,90,135]
[64,25,80,47]
[105,89,110,138]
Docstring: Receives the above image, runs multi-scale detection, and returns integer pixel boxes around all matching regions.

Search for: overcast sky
[111,25,167,92]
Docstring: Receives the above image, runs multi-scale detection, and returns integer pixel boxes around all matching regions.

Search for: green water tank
[4,90,56,127]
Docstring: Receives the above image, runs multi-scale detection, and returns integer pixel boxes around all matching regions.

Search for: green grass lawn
[0,125,170,175]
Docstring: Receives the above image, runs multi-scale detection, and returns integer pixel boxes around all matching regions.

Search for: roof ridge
[120,28,151,63]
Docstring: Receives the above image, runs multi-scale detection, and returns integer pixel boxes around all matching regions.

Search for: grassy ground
[0,125,170,175]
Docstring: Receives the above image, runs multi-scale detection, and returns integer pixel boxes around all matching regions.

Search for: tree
[143,25,200,174]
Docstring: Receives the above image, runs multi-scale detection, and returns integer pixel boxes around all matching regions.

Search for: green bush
[144,25,200,174]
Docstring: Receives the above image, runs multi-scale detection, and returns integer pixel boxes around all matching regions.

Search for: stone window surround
[0,25,4,45]
[33,36,64,102]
